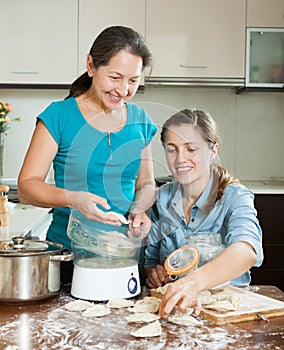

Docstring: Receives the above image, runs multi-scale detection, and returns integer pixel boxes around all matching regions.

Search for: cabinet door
[78,0,146,75]
[146,0,246,79]
[247,0,284,28]
[0,0,78,84]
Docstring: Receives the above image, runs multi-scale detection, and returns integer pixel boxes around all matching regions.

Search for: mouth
[176,166,193,174]
[108,92,123,102]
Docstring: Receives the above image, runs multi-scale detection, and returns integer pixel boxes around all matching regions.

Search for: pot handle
[50,251,74,262]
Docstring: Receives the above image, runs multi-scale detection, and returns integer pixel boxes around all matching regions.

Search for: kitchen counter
[0,285,283,350]
[241,180,284,195]
[155,176,284,194]
[8,204,52,240]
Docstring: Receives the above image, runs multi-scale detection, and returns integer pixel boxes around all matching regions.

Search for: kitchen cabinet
[0,0,78,86]
[251,194,284,291]
[247,0,284,28]
[245,28,284,88]
[145,0,246,85]
[78,0,146,75]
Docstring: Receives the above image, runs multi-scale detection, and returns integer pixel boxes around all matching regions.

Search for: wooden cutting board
[200,285,284,325]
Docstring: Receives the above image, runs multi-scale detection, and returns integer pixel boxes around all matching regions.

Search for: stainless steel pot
[0,237,73,303]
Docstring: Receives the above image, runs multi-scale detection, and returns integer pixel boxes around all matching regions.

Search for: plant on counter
[0,101,21,134]
[0,101,21,177]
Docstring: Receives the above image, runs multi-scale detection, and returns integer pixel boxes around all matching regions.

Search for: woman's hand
[67,191,122,225]
[127,212,151,239]
[145,264,170,288]
[158,276,202,319]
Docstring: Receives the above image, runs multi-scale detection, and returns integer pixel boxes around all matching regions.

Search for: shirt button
[191,218,195,222]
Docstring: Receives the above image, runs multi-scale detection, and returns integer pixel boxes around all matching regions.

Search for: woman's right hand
[67,191,122,226]
[145,264,170,288]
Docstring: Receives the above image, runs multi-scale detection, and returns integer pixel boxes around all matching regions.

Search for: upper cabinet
[243,0,284,90]
[245,28,284,88]
[145,0,246,85]
[247,0,284,28]
[78,0,146,75]
[0,0,78,85]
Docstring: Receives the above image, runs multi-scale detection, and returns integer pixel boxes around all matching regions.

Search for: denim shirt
[145,176,263,286]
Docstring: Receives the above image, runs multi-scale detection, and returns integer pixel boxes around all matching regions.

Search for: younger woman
[144,108,263,318]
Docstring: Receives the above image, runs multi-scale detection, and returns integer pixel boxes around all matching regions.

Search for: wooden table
[0,285,283,349]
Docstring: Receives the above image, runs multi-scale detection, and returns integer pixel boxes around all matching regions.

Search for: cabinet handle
[12,71,40,75]
[180,64,208,68]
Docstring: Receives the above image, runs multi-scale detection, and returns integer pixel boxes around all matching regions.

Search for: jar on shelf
[186,233,225,267]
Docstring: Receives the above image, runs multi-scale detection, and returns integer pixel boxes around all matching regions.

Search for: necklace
[83,94,126,161]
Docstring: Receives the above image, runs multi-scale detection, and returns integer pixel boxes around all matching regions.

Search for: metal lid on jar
[0,237,63,256]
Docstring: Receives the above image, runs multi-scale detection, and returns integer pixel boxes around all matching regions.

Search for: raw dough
[168,308,203,326]
[108,211,129,224]
[203,294,240,312]
[106,298,134,308]
[198,295,216,305]
[82,304,111,317]
[130,320,162,338]
[64,299,93,311]
[125,312,160,323]
[150,283,170,299]
[204,299,237,312]
[128,297,161,314]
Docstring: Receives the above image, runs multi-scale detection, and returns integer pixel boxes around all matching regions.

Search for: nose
[118,80,129,97]
[176,149,187,163]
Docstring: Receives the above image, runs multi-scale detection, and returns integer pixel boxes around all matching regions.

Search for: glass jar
[186,233,225,267]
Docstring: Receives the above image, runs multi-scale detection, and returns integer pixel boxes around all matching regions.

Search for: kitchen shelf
[237,87,284,94]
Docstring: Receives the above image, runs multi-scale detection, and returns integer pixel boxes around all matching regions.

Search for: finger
[149,269,164,288]
[146,277,156,289]
[176,295,191,313]
[159,286,182,318]
[91,196,110,210]
[156,266,168,284]
[193,300,202,315]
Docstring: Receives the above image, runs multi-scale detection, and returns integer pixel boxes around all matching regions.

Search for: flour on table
[128,297,161,314]
[125,312,160,323]
[106,298,134,308]
[130,320,162,338]
[82,304,111,317]
[64,299,93,311]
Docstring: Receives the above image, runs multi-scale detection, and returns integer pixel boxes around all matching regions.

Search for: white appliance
[71,263,140,301]
[67,209,142,301]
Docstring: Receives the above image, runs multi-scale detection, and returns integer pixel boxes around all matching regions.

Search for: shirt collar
[171,174,218,215]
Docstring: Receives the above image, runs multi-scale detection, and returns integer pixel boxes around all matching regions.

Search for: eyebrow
[109,71,141,79]
[166,141,199,147]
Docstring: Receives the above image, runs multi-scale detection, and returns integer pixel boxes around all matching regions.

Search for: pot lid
[0,237,63,256]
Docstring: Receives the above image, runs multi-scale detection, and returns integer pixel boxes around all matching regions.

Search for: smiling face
[87,50,142,111]
[164,123,218,187]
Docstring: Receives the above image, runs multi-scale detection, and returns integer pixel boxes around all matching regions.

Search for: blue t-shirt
[145,176,263,286]
[37,97,158,249]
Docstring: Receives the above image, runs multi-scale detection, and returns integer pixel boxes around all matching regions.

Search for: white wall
[1,86,284,181]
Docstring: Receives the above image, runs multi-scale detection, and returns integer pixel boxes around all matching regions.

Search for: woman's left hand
[127,212,151,239]
[158,276,202,319]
